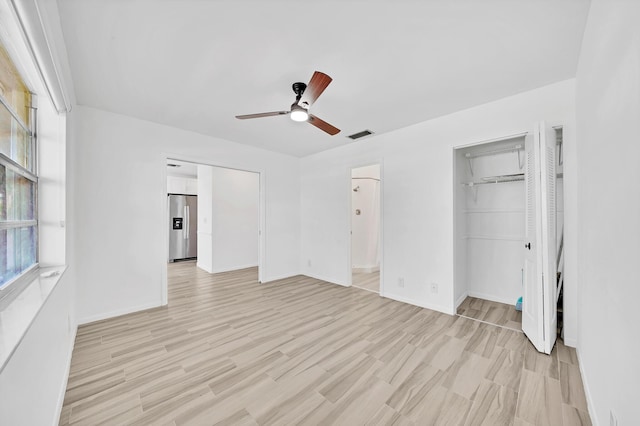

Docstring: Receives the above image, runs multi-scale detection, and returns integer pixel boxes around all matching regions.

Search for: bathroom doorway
[350,164,381,293]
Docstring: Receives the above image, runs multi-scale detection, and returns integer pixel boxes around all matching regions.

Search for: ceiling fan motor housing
[292,82,307,97]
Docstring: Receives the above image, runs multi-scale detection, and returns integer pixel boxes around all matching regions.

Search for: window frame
[0,55,38,297]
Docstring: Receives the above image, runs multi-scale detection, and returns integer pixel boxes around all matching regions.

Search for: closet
[454,123,563,354]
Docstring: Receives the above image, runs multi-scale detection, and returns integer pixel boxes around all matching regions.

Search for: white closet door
[522,122,558,354]
[522,131,544,352]
[539,122,557,354]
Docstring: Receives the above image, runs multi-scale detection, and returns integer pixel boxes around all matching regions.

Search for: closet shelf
[461,173,524,187]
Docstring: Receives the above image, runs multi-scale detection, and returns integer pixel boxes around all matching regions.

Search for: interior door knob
[525,242,531,250]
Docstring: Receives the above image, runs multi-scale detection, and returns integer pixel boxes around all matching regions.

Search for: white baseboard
[352,266,380,273]
[53,324,77,426]
[78,300,163,325]
[211,263,259,274]
[260,272,299,284]
[302,273,349,287]
[196,261,213,273]
[467,291,518,306]
[384,292,455,315]
[455,291,469,309]
[575,347,599,426]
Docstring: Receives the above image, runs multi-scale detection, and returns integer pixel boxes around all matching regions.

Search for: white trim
[260,272,299,284]
[455,291,468,310]
[576,347,599,426]
[210,264,259,274]
[453,131,529,151]
[467,291,518,306]
[464,235,524,242]
[53,323,76,426]
[0,265,67,373]
[352,266,380,273]
[303,273,349,288]
[384,292,456,316]
[77,300,163,325]
[195,260,212,274]
[352,286,378,295]
[160,159,169,306]
[8,0,71,112]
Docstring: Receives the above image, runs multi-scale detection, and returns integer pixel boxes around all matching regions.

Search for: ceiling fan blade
[308,114,340,135]
[298,71,332,108]
[235,111,289,119]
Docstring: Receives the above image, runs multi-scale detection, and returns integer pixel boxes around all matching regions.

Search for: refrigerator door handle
[184,205,189,239]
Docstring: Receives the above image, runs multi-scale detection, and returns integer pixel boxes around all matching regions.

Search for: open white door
[539,122,557,354]
[522,131,544,352]
[522,122,557,354]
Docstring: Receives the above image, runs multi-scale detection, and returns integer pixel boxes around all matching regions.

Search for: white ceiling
[57,0,590,158]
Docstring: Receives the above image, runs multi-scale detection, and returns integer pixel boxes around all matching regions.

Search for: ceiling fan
[235,71,340,135]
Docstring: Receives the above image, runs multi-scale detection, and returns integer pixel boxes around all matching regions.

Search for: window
[0,41,37,289]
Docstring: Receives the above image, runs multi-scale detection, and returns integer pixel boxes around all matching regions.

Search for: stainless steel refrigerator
[168,194,197,261]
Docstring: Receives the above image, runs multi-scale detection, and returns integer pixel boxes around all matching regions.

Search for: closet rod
[352,177,380,181]
[461,175,525,186]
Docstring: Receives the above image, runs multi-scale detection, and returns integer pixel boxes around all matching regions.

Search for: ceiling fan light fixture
[290,104,309,122]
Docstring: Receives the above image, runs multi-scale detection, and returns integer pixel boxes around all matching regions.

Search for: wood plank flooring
[60,262,590,425]
[352,271,380,293]
[457,296,522,331]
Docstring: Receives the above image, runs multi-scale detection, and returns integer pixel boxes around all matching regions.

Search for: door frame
[161,154,265,306]
[452,132,530,312]
[348,161,384,296]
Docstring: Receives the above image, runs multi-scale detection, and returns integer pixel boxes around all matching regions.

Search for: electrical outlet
[610,410,617,426]
[398,277,404,288]
[307,259,311,267]
[430,283,438,293]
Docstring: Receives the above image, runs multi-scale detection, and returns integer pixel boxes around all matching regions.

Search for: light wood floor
[352,270,380,293]
[457,296,522,331]
[60,262,591,425]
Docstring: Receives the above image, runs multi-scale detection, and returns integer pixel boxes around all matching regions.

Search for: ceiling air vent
[347,130,374,140]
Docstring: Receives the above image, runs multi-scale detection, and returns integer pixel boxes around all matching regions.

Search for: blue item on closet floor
[515,297,522,311]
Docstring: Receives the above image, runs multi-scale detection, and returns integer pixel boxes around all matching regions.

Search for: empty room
[0,0,638,425]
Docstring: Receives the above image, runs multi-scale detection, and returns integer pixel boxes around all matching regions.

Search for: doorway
[350,164,381,293]
[453,135,527,331]
[453,124,562,354]
[163,159,262,303]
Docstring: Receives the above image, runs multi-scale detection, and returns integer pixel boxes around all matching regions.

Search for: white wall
[196,165,213,272]
[211,167,259,273]
[167,175,197,195]
[0,271,76,426]
[73,106,300,324]
[38,96,67,266]
[301,80,576,317]
[197,165,259,273]
[574,1,640,424]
